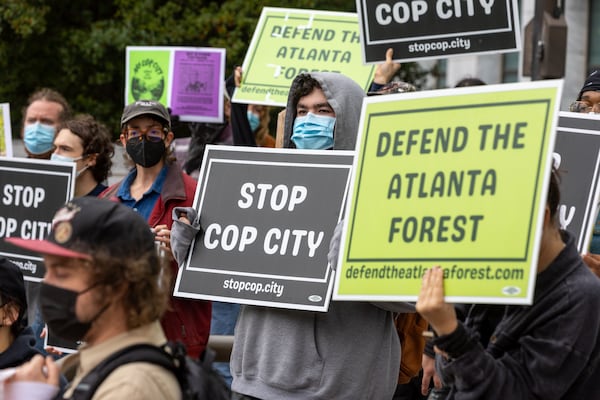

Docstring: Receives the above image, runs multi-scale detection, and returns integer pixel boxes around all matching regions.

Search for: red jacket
[101,164,211,358]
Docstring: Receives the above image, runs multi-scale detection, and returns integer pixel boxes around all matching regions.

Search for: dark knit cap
[577,70,600,100]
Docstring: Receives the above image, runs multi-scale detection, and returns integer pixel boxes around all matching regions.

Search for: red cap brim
[5,237,92,260]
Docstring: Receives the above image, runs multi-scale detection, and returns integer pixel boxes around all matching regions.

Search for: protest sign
[334,80,562,305]
[232,7,375,107]
[356,0,521,63]
[174,145,353,311]
[553,112,600,252]
[0,103,12,157]
[125,46,226,123]
[0,158,75,281]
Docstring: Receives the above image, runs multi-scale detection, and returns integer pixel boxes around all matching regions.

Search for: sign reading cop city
[333,80,562,305]
[0,158,75,281]
[174,146,353,311]
[232,7,375,106]
[553,112,600,252]
[356,0,521,63]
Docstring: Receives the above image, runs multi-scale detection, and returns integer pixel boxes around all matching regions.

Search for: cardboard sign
[0,158,75,281]
[125,46,226,123]
[334,80,562,305]
[356,0,521,63]
[174,146,353,311]
[553,112,600,252]
[0,103,12,157]
[232,7,375,107]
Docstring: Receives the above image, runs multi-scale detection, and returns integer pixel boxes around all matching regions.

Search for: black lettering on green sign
[388,214,484,243]
[276,47,352,63]
[478,122,527,150]
[271,25,336,41]
[387,169,497,199]
[376,126,468,157]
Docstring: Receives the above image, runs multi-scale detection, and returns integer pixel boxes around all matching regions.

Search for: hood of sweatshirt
[282,72,365,150]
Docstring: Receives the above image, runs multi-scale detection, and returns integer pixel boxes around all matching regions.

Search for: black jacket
[433,231,600,399]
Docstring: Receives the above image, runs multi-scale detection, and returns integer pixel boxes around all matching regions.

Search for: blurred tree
[0,0,428,139]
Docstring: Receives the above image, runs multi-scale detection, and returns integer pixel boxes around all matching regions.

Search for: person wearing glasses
[99,100,211,359]
[567,71,600,277]
[569,70,600,114]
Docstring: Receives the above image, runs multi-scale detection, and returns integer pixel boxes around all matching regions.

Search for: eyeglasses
[569,101,600,114]
[126,126,166,143]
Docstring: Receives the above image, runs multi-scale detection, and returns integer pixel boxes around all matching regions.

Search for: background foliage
[0,0,428,138]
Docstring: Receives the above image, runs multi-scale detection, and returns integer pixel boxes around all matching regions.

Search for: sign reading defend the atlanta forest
[125,46,225,123]
[553,112,600,252]
[333,80,562,305]
[0,158,75,281]
[356,0,521,63]
[232,7,375,107]
[174,146,353,312]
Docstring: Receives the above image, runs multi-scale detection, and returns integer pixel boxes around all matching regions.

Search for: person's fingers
[385,47,394,62]
[421,372,432,396]
[433,372,443,389]
[44,357,60,386]
[13,355,46,382]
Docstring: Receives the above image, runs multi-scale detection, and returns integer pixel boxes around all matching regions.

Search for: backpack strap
[68,344,178,400]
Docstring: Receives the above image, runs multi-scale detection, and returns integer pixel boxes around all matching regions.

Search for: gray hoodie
[231,72,411,400]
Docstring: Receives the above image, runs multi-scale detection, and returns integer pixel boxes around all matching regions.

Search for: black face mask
[126,137,166,168]
[40,282,109,343]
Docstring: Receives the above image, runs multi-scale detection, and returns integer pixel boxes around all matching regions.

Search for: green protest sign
[232,7,375,107]
[125,47,171,105]
[333,80,563,305]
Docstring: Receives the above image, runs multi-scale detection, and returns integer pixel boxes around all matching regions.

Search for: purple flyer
[171,49,225,122]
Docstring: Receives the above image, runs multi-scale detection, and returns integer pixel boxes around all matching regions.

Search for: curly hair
[59,114,114,183]
[291,74,322,110]
[86,246,171,329]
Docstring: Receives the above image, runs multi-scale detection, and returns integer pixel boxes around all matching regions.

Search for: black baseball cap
[5,197,154,260]
[121,100,171,129]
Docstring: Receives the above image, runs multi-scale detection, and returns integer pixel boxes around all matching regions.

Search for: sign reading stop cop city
[232,7,375,107]
[356,0,521,63]
[0,158,75,281]
[333,80,562,305]
[174,146,353,311]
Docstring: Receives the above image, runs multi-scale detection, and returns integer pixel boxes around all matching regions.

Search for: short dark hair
[59,114,115,183]
[455,77,486,87]
[291,74,322,110]
[548,166,561,221]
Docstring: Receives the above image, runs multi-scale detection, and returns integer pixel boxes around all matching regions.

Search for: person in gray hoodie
[169,56,412,399]
[223,72,413,400]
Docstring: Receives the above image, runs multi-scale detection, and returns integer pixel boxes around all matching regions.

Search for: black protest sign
[0,158,75,281]
[173,146,353,311]
[45,327,78,354]
[553,112,600,252]
[356,0,521,63]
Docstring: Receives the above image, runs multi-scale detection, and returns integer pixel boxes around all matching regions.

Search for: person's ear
[86,153,98,167]
[1,302,19,327]
[164,131,174,147]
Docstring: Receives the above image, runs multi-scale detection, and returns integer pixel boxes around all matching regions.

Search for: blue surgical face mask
[247,111,260,132]
[291,113,335,150]
[24,122,56,155]
[51,153,88,178]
